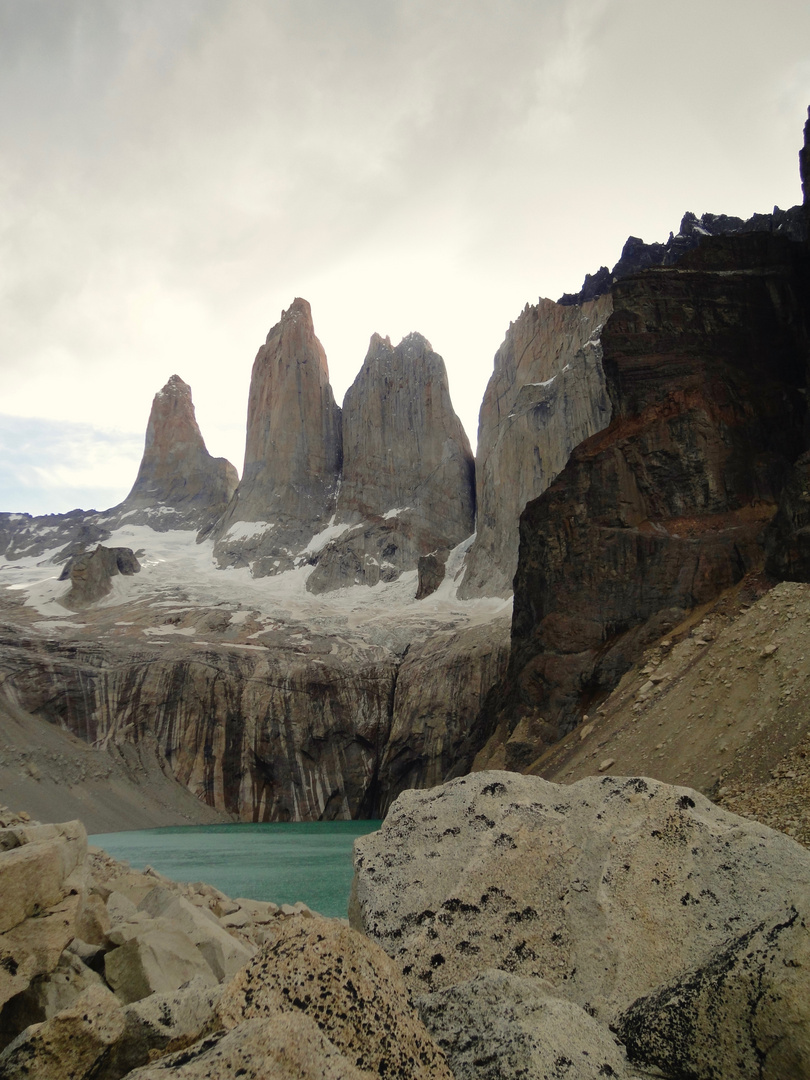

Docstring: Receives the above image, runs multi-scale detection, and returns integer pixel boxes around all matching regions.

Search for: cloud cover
[1,0,809,514]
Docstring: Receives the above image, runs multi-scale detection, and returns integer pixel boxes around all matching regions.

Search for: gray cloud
[1,1,808,512]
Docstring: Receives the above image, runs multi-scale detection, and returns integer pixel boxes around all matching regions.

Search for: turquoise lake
[90,820,382,920]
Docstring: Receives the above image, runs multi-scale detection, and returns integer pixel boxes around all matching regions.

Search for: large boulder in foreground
[351,771,810,1022]
[615,899,810,1080]
[217,914,453,1080]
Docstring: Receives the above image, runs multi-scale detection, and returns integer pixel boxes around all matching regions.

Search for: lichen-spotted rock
[351,770,810,1020]
[217,914,453,1080]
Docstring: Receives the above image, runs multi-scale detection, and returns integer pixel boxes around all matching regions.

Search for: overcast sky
[1,0,809,515]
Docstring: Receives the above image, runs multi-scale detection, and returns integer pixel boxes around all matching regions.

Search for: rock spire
[306,331,475,592]
[122,374,238,528]
[211,298,342,575]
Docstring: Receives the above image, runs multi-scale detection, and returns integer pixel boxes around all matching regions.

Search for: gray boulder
[417,969,642,1080]
[104,929,218,1004]
[125,1014,368,1079]
[615,898,810,1080]
[352,771,810,1020]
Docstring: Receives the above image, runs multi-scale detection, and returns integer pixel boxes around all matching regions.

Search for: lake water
[90,820,382,920]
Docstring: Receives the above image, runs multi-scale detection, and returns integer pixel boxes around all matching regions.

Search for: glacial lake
[90,820,382,919]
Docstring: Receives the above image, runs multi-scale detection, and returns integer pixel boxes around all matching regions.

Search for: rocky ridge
[460,292,613,598]
[477,227,810,769]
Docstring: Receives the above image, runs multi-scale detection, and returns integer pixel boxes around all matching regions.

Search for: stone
[615,898,810,1080]
[0,949,105,1044]
[351,771,810,1021]
[106,977,223,1078]
[460,293,613,598]
[60,545,140,609]
[217,913,453,1079]
[75,892,111,946]
[415,550,446,599]
[307,331,474,592]
[138,887,254,981]
[120,374,239,530]
[417,969,638,1080]
[211,298,342,575]
[0,983,125,1080]
[104,929,218,1004]
[125,1014,368,1080]
[0,820,86,934]
[0,894,82,1008]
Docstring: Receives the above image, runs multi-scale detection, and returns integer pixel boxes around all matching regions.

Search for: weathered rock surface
[58,545,140,609]
[352,771,810,1021]
[417,970,640,1080]
[377,616,511,815]
[615,899,810,1080]
[460,293,613,598]
[0,579,508,821]
[121,375,238,530]
[0,983,126,1080]
[217,913,453,1080]
[126,1014,369,1080]
[211,298,342,575]
[494,231,810,755]
[307,332,474,592]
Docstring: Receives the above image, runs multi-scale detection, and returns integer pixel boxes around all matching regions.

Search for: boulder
[615,898,810,1080]
[217,913,453,1080]
[125,1014,368,1079]
[60,545,140,609]
[105,977,223,1078]
[0,820,86,934]
[351,771,810,1020]
[417,969,639,1080]
[104,929,218,1004]
[0,894,83,1008]
[138,887,254,980]
[0,949,105,1044]
[0,983,125,1080]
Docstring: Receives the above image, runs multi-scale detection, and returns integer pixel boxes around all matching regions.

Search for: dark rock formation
[307,333,474,593]
[415,551,446,599]
[558,205,807,306]
[459,294,613,598]
[492,231,810,754]
[121,375,238,530]
[59,546,140,609]
[211,299,342,576]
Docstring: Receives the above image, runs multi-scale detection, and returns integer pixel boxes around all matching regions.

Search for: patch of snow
[222,520,274,543]
[382,507,411,520]
[32,620,86,631]
[143,626,196,637]
[302,517,352,555]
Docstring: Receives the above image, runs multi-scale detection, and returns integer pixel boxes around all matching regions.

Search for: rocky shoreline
[2,768,809,1079]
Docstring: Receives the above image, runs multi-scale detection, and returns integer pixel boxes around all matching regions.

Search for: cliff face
[497,231,810,751]
[307,332,475,593]
[122,375,238,529]
[211,299,342,576]
[0,590,506,821]
[460,293,613,598]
